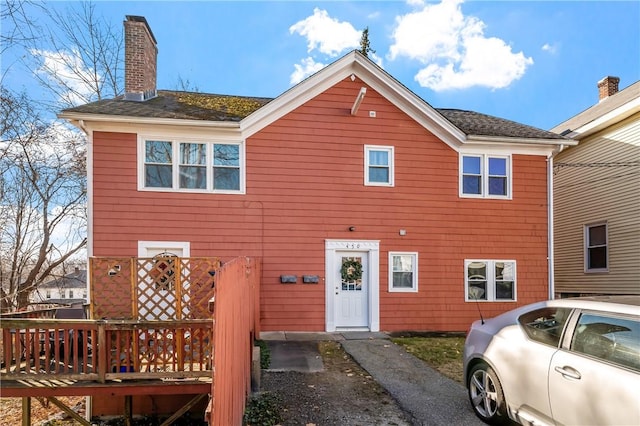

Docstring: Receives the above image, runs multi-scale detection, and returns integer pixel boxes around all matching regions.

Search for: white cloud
[542,42,559,54]
[389,0,533,91]
[290,57,326,85]
[290,8,362,57]
[30,48,98,106]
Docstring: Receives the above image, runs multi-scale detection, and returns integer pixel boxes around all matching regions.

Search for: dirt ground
[0,396,84,426]
[261,341,413,426]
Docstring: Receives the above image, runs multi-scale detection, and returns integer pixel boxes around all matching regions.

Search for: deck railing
[0,318,212,382]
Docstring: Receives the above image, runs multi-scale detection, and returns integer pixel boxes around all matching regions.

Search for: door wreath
[341,258,362,282]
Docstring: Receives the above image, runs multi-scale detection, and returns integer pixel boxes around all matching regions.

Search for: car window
[571,313,640,371]
[519,307,572,347]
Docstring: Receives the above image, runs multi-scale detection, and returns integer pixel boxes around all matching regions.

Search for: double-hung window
[585,223,608,272]
[389,252,418,292]
[465,260,516,301]
[365,145,394,186]
[460,154,510,198]
[141,138,243,193]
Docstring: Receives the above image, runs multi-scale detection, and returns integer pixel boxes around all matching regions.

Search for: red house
[60,16,570,333]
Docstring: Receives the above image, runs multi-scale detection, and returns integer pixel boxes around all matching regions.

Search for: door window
[341,256,363,291]
[571,313,640,371]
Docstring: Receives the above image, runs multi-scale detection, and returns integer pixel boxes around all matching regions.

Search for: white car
[463,296,640,426]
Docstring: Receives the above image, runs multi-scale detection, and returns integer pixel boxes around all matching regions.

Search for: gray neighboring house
[551,76,640,297]
[31,267,88,305]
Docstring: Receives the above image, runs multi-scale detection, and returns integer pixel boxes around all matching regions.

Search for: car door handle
[554,365,581,380]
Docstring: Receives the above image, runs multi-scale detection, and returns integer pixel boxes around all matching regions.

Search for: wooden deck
[1,318,213,396]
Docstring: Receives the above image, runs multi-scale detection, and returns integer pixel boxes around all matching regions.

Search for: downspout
[548,144,566,300]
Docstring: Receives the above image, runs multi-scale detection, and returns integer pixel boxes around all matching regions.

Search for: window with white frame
[585,223,608,272]
[68,290,74,298]
[465,260,516,301]
[460,154,510,198]
[141,139,243,193]
[389,252,418,292]
[365,145,394,186]
[46,290,51,299]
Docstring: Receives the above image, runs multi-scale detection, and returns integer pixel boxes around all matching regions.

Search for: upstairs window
[365,145,394,186]
[585,223,608,272]
[141,138,244,193]
[460,154,510,198]
[465,260,516,302]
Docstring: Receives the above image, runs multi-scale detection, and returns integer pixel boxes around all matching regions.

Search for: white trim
[364,145,394,187]
[325,239,380,332]
[388,252,418,293]
[137,135,246,194]
[464,259,517,302]
[584,222,609,273]
[566,97,640,140]
[138,241,191,257]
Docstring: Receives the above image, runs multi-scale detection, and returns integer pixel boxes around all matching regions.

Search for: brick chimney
[124,16,157,101]
[597,76,620,101]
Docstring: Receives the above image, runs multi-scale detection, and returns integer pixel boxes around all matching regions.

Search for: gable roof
[60,50,569,152]
[550,80,640,139]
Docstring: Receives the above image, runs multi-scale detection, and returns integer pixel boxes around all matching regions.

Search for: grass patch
[391,336,465,384]
[255,340,271,369]
[243,392,282,426]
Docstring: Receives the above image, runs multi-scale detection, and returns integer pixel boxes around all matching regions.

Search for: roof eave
[58,112,242,130]
[460,134,577,155]
[558,97,640,140]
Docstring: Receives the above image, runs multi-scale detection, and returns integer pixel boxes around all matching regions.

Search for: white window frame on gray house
[465,259,517,302]
[459,154,511,199]
[388,252,418,292]
[364,145,394,187]
[584,222,608,273]
[138,136,245,194]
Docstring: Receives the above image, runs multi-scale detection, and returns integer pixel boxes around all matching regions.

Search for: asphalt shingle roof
[63,90,565,140]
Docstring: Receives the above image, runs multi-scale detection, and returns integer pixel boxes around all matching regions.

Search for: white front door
[325,240,380,332]
[335,251,369,329]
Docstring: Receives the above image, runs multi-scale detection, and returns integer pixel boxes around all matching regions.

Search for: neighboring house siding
[554,113,640,295]
[92,79,550,332]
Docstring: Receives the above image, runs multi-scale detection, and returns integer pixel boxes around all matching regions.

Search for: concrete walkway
[260,331,485,426]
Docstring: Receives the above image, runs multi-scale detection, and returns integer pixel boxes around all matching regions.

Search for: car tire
[467,362,508,425]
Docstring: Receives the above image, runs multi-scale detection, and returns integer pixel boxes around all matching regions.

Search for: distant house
[551,77,640,297]
[31,267,88,306]
[59,16,572,333]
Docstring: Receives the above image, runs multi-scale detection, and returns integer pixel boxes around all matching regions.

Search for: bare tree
[1,1,121,311]
[1,86,87,311]
[4,0,123,109]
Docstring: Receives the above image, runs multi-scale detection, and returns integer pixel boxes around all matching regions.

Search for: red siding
[91,77,549,332]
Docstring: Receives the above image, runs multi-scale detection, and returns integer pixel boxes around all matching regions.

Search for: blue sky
[3,0,639,130]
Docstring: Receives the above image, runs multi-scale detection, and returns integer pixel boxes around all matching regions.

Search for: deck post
[98,322,107,382]
[21,397,30,426]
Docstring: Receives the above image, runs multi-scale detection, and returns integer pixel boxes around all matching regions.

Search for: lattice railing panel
[90,257,220,321]
[137,257,180,321]
[183,258,220,319]
[90,258,134,319]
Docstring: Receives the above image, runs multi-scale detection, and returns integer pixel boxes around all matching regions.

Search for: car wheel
[468,362,508,425]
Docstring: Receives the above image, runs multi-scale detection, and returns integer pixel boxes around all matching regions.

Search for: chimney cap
[125,15,157,44]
